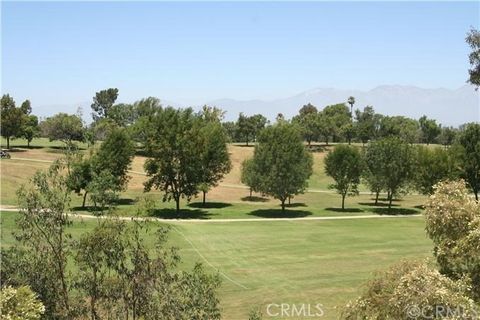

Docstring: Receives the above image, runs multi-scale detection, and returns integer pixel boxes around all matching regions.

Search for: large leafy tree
[197,121,232,204]
[67,128,135,209]
[40,113,85,146]
[378,116,419,143]
[1,94,26,149]
[413,146,458,195]
[236,113,267,146]
[354,106,379,145]
[466,28,480,87]
[249,123,313,211]
[241,158,261,198]
[364,138,414,209]
[419,115,441,145]
[456,123,480,200]
[143,108,205,213]
[324,145,364,210]
[319,103,351,143]
[91,88,119,120]
[22,115,40,148]
[292,103,320,146]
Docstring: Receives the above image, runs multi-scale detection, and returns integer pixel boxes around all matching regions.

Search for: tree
[236,113,267,146]
[466,28,480,87]
[91,128,135,191]
[413,146,458,195]
[1,94,26,149]
[456,123,480,200]
[241,158,260,198]
[143,108,205,213]
[319,103,351,143]
[354,106,379,145]
[424,180,480,301]
[40,113,85,146]
[197,121,232,204]
[364,138,414,209]
[342,260,477,320]
[347,96,355,120]
[20,99,32,115]
[22,115,40,148]
[292,103,320,146]
[378,116,419,143]
[324,145,364,210]
[11,160,73,318]
[0,286,45,320]
[419,115,441,145]
[438,126,457,147]
[91,88,119,120]
[249,123,313,211]
[66,128,134,210]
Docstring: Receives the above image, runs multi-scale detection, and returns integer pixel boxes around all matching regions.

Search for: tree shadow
[325,207,364,213]
[241,196,269,202]
[148,208,213,220]
[414,205,425,210]
[371,207,419,216]
[71,206,107,214]
[235,144,255,148]
[307,145,327,153]
[115,198,136,206]
[377,198,403,202]
[188,202,232,209]
[4,148,27,153]
[285,203,307,208]
[248,209,312,218]
[358,202,400,207]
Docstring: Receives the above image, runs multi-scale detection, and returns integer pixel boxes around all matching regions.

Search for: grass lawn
[0,211,432,319]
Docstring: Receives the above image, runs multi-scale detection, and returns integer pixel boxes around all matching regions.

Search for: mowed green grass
[1,211,432,319]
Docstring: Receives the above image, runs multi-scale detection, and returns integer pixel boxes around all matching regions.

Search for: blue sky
[2,1,479,108]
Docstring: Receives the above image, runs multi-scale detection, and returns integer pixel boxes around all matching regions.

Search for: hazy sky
[2,1,479,107]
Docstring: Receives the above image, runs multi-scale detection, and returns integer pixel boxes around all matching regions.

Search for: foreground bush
[0,286,45,320]
[342,260,477,319]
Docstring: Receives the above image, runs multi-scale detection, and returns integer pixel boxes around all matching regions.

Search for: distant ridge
[36,85,479,126]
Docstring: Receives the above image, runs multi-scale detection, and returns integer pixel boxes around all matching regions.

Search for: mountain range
[37,84,479,126]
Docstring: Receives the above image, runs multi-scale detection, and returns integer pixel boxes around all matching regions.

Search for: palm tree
[347,96,355,121]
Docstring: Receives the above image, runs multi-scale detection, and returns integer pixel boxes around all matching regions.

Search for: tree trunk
[175,197,180,215]
[202,191,206,205]
[82,191,88,208]
[374,191,379,206]
[27,140,31,148]
[388,194,393,211]
[281,199,286,212]
[249,188,252,198]
[475,190,478,202]
[6,136,9,149]
[342,193,346,210]
[288,196,291,205]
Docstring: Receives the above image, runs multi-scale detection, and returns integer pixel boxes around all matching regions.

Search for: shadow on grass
[325,207,364,213]
[248,209,312,218]
[414,205,425,210]
[148,208,213,220]
[188,202,232,209]
[241,196,269,202]
[285,203,307,208]
[4,148,28,153]
[115,198,136,206]
[358,202,399,207]
[71,206,107,214]
[371,207,419,216]
[307,145,327,153]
